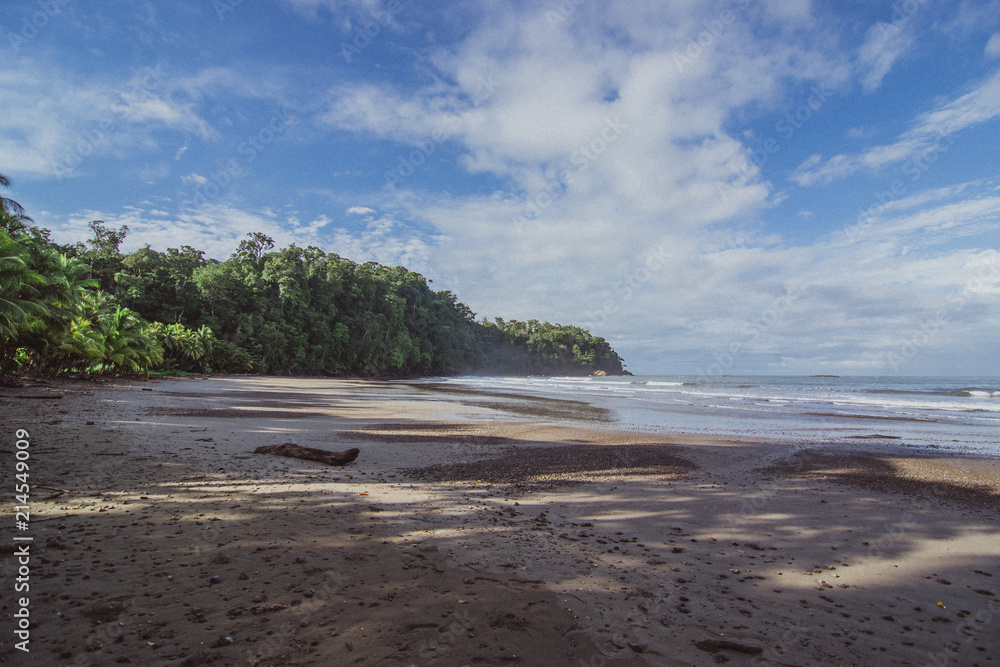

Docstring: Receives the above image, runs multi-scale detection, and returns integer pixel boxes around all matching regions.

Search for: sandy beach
[1,375,998,666]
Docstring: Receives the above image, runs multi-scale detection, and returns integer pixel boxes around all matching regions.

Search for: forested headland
[0,176,627,380]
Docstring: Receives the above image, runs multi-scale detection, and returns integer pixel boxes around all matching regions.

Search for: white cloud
[913,67,1000,135]
[317,3,845,316]
[111,92,216,140]
[327,214,435,271]
[987,33,1000,58]
[0,66,115,177]
[946,1,1000,37]
[317,2,991,372]
[181,173,208,186]
[39,174,1000,376]
[856,22,914,92]
[319,81,476,148]
[43,203,341,261]
[857,180,982,217]
[0,58,296,179]
[0,61,221,178]
[846,126,874,139]
[761,0,814,24]
[626,188,1000,374]
[17,1,998,374]
[844,188,1000,247]
[792,67,1000,185]
[40,199,434,275]
[279,0,390,25]
[173,66,287,102]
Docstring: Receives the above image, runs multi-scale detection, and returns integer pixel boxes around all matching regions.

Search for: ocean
[427,375,1000,456]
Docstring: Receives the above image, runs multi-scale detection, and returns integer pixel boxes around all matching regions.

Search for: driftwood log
[253,443,359,466]
[694,639,763,655]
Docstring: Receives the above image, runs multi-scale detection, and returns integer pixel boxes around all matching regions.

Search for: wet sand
[1,375,998,666]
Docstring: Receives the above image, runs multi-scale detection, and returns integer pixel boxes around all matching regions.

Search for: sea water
[430,375,1000,456]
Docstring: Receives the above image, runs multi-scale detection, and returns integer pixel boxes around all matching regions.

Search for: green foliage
[472,318,625,376]
[0,176,161,377]
[0,174,626,379]
[149,322,214,372]
[0,231,43,341]
[95,305,164,374]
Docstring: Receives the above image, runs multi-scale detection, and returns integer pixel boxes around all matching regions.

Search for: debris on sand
[253,442,360,466]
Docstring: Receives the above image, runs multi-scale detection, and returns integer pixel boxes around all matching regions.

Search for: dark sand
[1,376,998,666]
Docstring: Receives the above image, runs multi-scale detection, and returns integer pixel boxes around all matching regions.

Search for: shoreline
[1,375,998,666]
[411,374,1000,458]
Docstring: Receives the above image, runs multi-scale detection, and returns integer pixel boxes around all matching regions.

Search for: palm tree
[97,306,163,375]
[52,317,105,374]
[5,242,97,372]
[0,232,35,338]
[56,291,118,375]
[149,321,215,371]
[0,174,32,235]
[0,231,50,375]
[192,325,214,361]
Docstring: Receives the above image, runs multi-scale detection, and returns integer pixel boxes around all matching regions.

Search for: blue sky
[2,0,999,375]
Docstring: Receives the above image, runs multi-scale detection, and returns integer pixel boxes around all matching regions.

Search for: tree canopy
[0,175,627,379]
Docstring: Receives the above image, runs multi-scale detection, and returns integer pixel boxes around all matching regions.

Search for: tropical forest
[0,176,627,381]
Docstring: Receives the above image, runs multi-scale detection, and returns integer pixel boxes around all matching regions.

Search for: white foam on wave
[630,379,987,415]
[437,376,1000,451]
